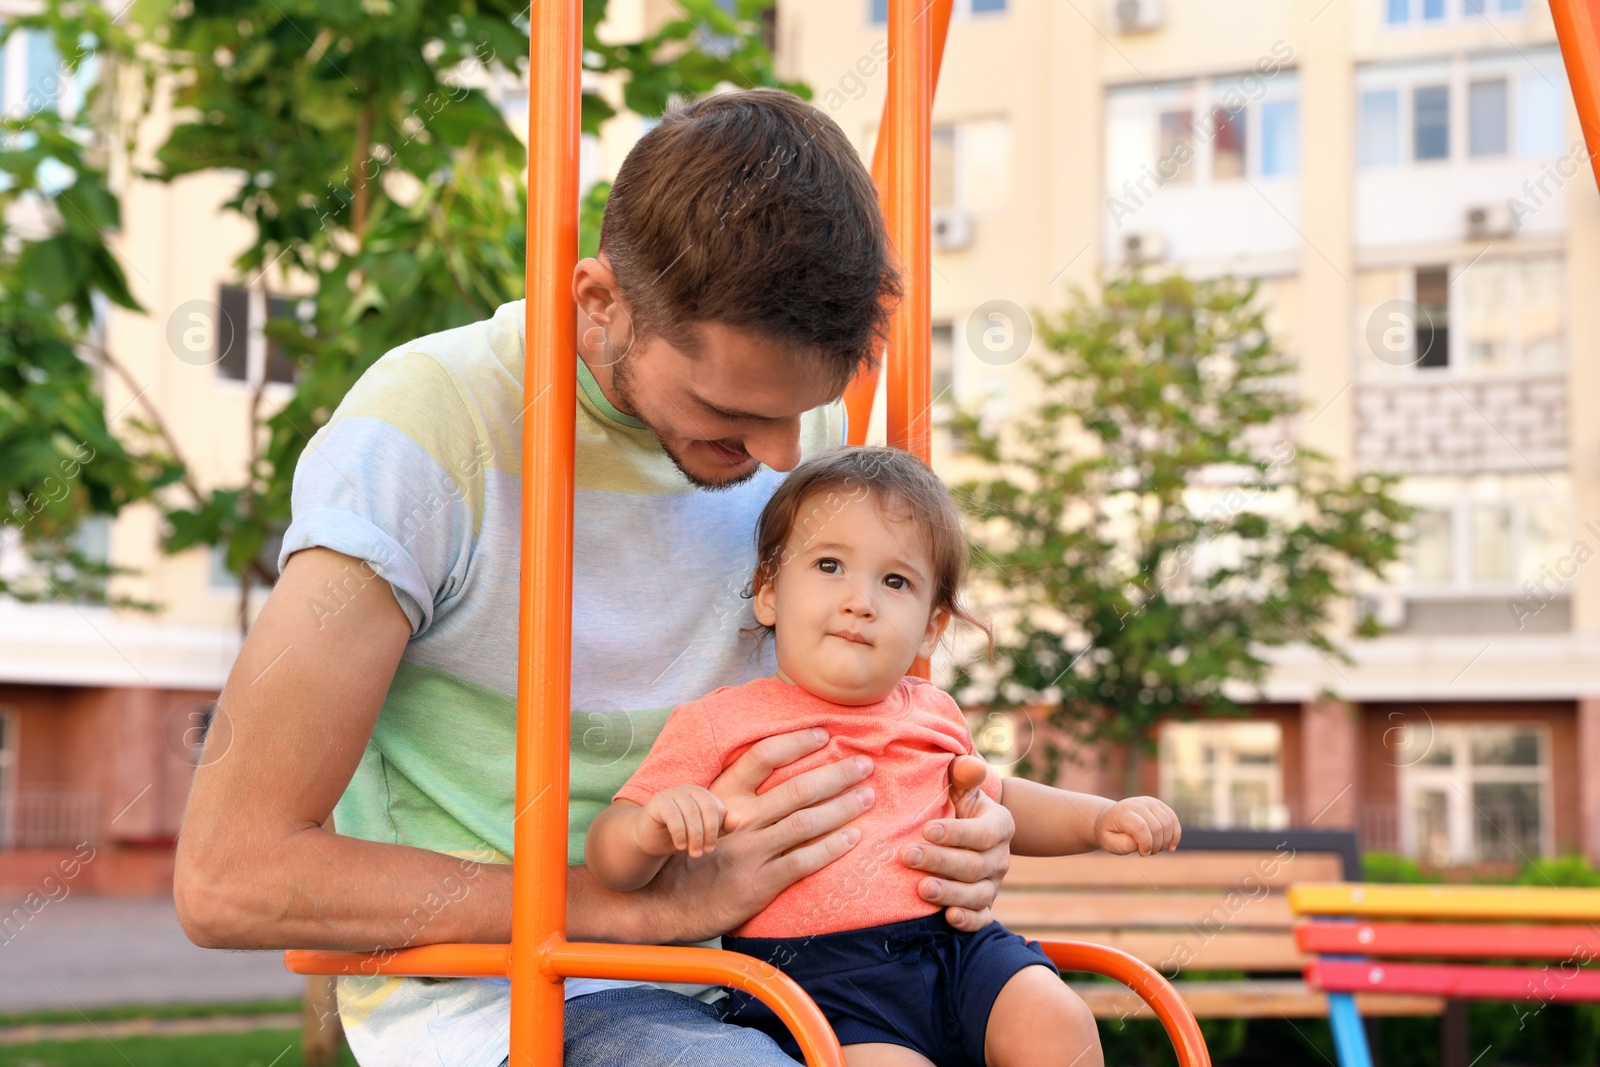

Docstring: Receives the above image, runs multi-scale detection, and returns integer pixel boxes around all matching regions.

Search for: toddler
[586,446,1181,1067]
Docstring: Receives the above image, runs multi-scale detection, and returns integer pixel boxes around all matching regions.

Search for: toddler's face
[753,492,948,705]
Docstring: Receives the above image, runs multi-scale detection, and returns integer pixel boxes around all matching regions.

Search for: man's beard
[609,348,761,493]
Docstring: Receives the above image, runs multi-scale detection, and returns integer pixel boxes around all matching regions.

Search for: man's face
[608,321,841,491]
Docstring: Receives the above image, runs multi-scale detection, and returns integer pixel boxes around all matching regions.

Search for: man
[174,89,1015,1067]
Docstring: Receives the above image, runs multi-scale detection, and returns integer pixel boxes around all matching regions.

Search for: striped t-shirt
[278,298,846,1067]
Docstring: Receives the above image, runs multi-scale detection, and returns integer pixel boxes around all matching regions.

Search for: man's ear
[917,607,951,660]
[572,255,622,330]
[752,572,778,628]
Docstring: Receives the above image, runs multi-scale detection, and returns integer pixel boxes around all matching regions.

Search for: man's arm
[174,547,522,950]
[174,548,877,949]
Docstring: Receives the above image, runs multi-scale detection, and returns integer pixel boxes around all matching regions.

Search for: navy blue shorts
[719,913,1057,1067]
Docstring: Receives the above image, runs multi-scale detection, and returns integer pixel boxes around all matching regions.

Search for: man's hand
[637,727,874,943]
[1094,796,1182,857]
[901,753,1013,933]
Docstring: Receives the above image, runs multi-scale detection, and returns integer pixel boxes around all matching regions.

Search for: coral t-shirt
[614,674,1001,938]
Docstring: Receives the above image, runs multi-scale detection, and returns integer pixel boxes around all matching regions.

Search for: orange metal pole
[843,0,953,446]
[513,0,583,1062]
[1040,941,1213,1067]
[1550,0,1600,195]
[886,0,932,461]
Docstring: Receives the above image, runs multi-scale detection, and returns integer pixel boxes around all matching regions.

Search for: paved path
[0,896,303,1011]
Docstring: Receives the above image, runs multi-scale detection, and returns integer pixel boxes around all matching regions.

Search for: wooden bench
[994,829,1445,1023]
[1290,882,1600,1067]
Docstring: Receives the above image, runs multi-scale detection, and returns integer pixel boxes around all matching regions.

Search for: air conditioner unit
[1112,0,1163,34]
[1122,230,1165,265]
[932,207,974,252]
[1464,202,1514,240]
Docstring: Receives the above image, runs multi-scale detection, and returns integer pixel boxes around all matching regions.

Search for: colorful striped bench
[1289,882,1600,1067]
[995,830,1444,1024]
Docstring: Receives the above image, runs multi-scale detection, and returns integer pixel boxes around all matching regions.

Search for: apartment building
[779,0,1600,867]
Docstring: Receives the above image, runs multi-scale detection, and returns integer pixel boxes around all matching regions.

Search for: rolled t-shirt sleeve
[613,703,725,806]
[278,350,485,637]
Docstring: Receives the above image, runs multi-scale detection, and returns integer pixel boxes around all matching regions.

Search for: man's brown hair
[745,446,993,656]
[599,89,901,392]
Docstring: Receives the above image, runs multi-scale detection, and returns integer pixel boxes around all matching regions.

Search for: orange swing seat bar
[272,0,1600,1061]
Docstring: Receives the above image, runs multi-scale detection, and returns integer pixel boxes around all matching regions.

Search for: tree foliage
[950,274,1412,792]
[0,0,798,623]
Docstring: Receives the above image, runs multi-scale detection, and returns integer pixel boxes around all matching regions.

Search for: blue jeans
[496,987,799,1067]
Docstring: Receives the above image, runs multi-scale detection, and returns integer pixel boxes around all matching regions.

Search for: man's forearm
[178,826,512,951]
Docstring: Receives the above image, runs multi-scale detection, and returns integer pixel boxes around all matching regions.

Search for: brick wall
[1354,374,1567,474]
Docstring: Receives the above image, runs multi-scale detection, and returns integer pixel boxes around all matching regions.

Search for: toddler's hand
[1094,796,1181,857]
[637,785,739,859]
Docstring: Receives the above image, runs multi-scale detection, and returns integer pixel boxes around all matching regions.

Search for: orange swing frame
[285,1,1600,1064]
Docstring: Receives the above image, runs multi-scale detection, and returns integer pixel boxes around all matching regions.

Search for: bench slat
[1297,921,1600,961]
[1015,928,1307,971]
[997,891,1293,928]
[1290,883,1600,922]
[1068,979,1444,1019]
[1309,959,1600,1002]
[1007,852,1340,889]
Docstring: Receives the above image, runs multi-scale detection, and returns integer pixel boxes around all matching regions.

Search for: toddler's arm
[586,785,739,892]
[999,778,1181,858]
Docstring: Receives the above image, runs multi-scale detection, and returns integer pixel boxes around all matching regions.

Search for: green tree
[1,0,801,627]
[951,274,1411,798]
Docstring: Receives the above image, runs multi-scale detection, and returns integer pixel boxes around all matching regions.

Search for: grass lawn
[0,1028,360,1067]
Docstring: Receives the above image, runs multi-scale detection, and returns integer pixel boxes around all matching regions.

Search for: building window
[1157,109,1196,184]
[1399,473,1570,596]
[1360,254,1564,377]
[215,285,307,387]
[1384,0,1527,25]
[1400,724,1550,864]
[1106,73,1300,191]
[871,0,1004,24]
[1413,84,1449,160]
[926,117,1011,217]
[1260,99,1299,176]
[931,126,958,210]
[1210,104,1246,180]
[1467,78,1508,157]
[1358,50,1567,168]
[1359,90,1401,167]
[1518,73,1565,155]
[1414,266,1449,368]
[1159,721,1287,830]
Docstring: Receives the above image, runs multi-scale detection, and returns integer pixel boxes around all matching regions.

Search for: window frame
[1397,472,1572,598]
[1158,720,1288,831]
[1397,722,1553,864]
[1356,50,1567,170]
[871,0,1006,25]
[1382,0,1527,29]
[1104,72,1302,193]
[1358,252,1566,380]
[213,284,309,395]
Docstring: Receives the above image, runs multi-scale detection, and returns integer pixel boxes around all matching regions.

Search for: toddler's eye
[816,558,840,574]
[884,573,909,591]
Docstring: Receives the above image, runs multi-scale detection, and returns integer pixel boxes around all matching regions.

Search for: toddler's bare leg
[983,966,1104,1067]
[843,1043,936,1067]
